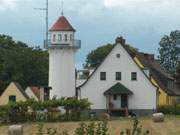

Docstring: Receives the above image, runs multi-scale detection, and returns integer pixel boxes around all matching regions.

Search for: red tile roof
[30,87,40,100]
[49,16,75,32]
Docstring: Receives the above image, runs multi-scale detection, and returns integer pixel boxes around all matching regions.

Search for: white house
[77,37,158,116]
[48,14,158,116]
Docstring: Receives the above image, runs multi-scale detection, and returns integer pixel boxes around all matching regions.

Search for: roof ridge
[13,82,29,99]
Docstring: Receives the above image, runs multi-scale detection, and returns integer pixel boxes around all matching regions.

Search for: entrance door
[121,94,128,108]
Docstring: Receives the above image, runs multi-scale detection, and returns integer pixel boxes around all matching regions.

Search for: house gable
[80,37,157,110]
[0,82,28,105]
[25,87,39,101]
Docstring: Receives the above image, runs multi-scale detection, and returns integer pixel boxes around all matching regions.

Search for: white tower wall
[49,48,76,98]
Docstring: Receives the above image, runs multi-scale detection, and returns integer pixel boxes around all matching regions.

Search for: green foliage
[84,43,138,68]
[75,122,86,135]
[35,119,150,135]
[120,118,149,135]
[0,34,48,94]
[75,121,109,135]
[84,44,114,68]
[158,105,180,115]
[0,98,91,123]
[36,122,67,135]
[158,30,180,74]
[36,123,44,135]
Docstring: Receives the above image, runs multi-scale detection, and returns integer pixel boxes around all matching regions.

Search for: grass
[0,115,180,135]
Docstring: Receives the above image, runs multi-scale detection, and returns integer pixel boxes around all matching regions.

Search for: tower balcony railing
[44,39,81,49]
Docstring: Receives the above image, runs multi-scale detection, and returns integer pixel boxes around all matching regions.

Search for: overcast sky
[0,0,180,68]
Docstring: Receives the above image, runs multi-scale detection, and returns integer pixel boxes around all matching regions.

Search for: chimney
[143,53,154,61]
[115,36,126,45]
[40,87,45,102]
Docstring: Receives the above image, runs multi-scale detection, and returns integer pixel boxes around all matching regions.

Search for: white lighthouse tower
[48,15,81,98]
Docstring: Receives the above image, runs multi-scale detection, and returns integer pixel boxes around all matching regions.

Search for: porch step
[110,108,129,117]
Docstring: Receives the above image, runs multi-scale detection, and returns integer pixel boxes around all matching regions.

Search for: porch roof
[104,83,133,95]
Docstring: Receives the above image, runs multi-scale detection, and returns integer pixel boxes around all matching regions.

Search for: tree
[0,35,48,94]
[84,44,114,68]
[158,30,180,74]
[84,43,138,68]
[175,61,180,88]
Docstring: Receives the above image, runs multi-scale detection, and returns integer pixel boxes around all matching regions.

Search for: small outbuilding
[0,82,28,105]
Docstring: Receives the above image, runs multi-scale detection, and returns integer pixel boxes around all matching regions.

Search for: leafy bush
[36,122,68,135]
[75,121,109,135]
[36,121,109,135]
[120,118,149,135]
[157,105,180,115]
[0,98,91,123]
[36,118,149,135]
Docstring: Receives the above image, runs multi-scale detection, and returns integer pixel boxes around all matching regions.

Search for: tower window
[64,34,68,41]
[131,72,137,81]
[100,72,106,80]
[53,34,56,42]
[116,72,121,80]
[58,34,62,41]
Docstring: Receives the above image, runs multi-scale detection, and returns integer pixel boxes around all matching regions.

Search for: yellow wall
[150,77,175,105]
[0,82,27,105]
[134,57,175,106]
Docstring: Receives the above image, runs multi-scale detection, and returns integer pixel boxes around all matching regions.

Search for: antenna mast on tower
[61,0,64,16]
[34,0,49,49]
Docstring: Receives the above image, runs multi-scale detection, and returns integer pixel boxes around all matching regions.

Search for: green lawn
[0,115,180,135]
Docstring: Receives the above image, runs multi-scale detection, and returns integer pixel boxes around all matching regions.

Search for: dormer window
[58,34,62,41]
[53,34,56,42]
[168,80,174,89]
[64,34,68,42]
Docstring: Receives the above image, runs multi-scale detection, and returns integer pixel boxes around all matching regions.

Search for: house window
[53,34,56,42]
[113,95,117,100]
[116,72,121,80]
[70,34,73,41]
[9,95,16,102]
[131,72,137,81]
[64,34,68,41]
[58,34,62,41]
[116,53,120,58]
[100,72,106,80]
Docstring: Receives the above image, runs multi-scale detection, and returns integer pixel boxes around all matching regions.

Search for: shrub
[0,98,91,123]
[35,118,149,135]
[75,121,109,135]
[35,117,150,135]
[120,117,149,135]
[157,105,180,115]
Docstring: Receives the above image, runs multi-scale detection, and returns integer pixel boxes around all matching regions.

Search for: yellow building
[0,82,28,105]
[134,53,180,106]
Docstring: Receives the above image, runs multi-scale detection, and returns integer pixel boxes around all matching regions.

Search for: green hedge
[157,105,180,115]
[0,98,91,123]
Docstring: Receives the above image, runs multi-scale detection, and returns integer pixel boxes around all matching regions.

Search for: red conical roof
[50,16,75,32]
